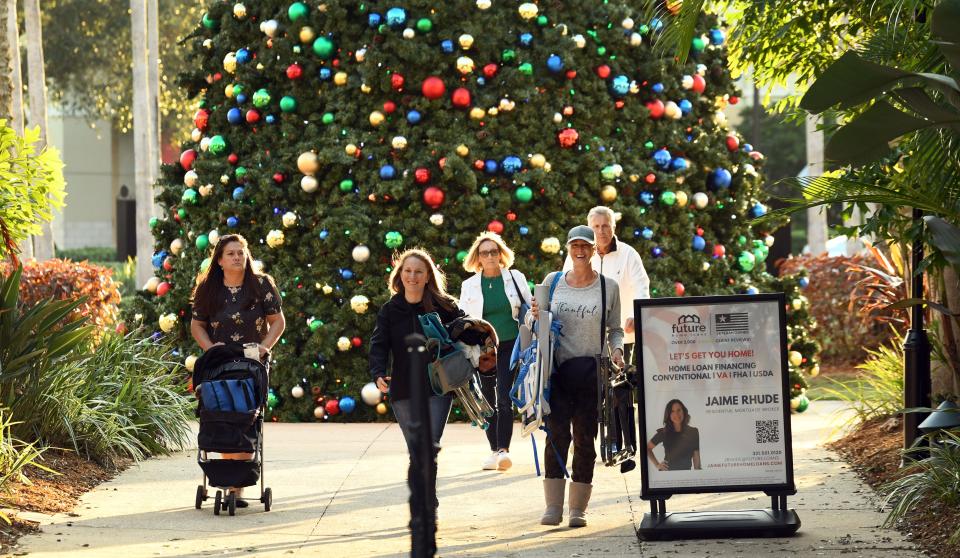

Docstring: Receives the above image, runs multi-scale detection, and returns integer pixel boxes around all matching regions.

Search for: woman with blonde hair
[458,232,533,471]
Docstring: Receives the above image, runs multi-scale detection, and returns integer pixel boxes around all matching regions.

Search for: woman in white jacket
[459,232,533,471]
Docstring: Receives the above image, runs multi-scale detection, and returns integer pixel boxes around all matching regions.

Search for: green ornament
[235,167,247,179]
[660,191,676,206]
[480,185,490,195]
[536,15,548,26]
[308,318,322,332]
[313,36,334,58]
[339,179,354,192]
[280,96,297,113]
[519,62,533,75]
[288,2,308,22]
[456,250,468,263]
[737,235,747,246]
[416,18,433,32]
[195,234,209,250]
[639,24,650,35]
[384,231,404,249]
[515,186,533,203]
[692,36,706,52]
[149,217,159,228]
[644,141,654,149]
[501,49,516,63]
[232,84,245,96]
[795,394,810,413]
[597,46,606,56]
[601,165,617,180]
[738,251,756,272]
[208,135,227,156]
[293,45,302,54]
[267,391,278,409]
[322,112,335,124]
[200,257,211,272]
[177,208,187,219]
[181,189,198,204]
[753,245,769,262]
[201,12,218,30]
[252,88,271,108]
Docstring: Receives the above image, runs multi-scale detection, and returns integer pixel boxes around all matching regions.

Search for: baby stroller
[191,344,272,516]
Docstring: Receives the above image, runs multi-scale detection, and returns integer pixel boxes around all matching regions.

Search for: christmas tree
[142,1,815,421]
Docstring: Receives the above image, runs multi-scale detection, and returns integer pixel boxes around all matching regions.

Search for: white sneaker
[496,450,512,471]
[482,452,499,470]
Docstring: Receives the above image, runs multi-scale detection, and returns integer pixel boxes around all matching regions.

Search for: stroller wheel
[195,485,206,510]
[227,492,237,516]
[263,487,272,512]
[213,490,222,516]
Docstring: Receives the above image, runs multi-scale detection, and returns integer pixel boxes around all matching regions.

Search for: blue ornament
[340,268,354,280]
[501,156,522,174]
[546,54,564,73]
[368,13,382,27]
[653,148,672,168]
[633,228,642,238]
[151,251,167,268]
[711,168,732,188]
[236,48,251,64]
[339,396,356,414]
[519,225,529,235]
[639,191,655,205]
[265,114,276,124]
[750,203,767,218]
[483,159,499,174]
[441,40,454,53]
[742,143,754,152]
[610,75,630,97]
[477,77,486,86]
[519,32,533,47]
[642,227,654,240]
[235,93,248,104]
[232,186,245,200]
[227,107,243,125]
[798,277,810,288]
[226,216,239,228]
[679,99,693,114]
[319,68,332,80]
[745,286,760,295]
[652,82,664,94]
[319,229,329,239]
[670,157,689,171]
[379,164,397,180]
[709,29,725,45]
[385,7,407,29]
[406,110,422,124]
[692,235,706,251]
[651,246,664,257]
[650,18,663,31]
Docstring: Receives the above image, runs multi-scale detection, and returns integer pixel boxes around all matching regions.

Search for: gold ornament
[788,351,803,367]
[809,364,820,378]
[675,191,689,207]
[233,3,247,18]
[350,295,370,314]
[334,71,348,85]
[322,284,334,295]
[456,56,476,74]
[530,153,546,168]
[199,184,214,197]
[518,2,538,20]
[601,185,618,202]
[376,402,388,415]
[266,229,285,248]
[223,52,237,74]
[313,406,326,419]
[391,136,408,150]
[185,355,198,372]
[337,336,352,351]
[458,34,474,49]
[456,144,469,156]
[183,170,199,187]
[360,83,372,93]
[282,211,298,228]
[369,110,385,126]
[158,313,178,333]
[299,26,316,43]
[540,237,561,254]
[345,143,358,156]
[225,84,235,98]
[143,276,160,293]
[469,107,485,120]
[297,151,320,175]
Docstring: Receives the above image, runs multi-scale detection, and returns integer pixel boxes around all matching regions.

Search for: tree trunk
[7,0,30,260]
[804,114,828,255]
[932,266,960,399]
[23,0,53,260]
[131,0,155,287]
[147,0,159,184]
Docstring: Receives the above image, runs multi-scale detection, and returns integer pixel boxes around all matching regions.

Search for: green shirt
[481,274,518,342]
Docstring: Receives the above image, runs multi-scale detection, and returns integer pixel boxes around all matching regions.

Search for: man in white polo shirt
[563,205,650,364]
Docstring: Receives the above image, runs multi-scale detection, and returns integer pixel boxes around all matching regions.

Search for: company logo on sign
[672,314,707,334]
[713,312,750,335]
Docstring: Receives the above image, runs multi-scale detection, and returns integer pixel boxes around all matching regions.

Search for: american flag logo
[714,312,749,334]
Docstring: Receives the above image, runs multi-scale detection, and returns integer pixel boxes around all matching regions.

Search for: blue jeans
[479,338,517,451]
[391,394,453,452]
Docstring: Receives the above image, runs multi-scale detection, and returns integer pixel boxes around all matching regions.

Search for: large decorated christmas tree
[141,0,817,421]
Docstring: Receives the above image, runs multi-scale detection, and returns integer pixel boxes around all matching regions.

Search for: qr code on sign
[755,420,780,444]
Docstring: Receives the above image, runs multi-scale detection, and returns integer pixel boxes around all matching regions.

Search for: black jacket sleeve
[368,303,392,380]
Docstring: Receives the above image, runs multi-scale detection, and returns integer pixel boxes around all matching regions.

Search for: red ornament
[391,73,405,91]
[596,64,611,79]
[324,399,340,416]
[713,244,726,258]
[565,69,577,80]
[562,105,574,116]
[729,95,739,105]
[273,173,285,184]
[557,128,579,148]
[423,186,445,208]
[179,149,197,171]
[692,74,706,94]
[487,220,505,234]
[421,76,446,99]
[351,336,362,347]
[674,282,685,296]
[212,72,223,82]
[245,109,261,123]
[227,153,239,165]
[645,173,657,184]
[438,157,447,169]
[505,211,517,222]
[414,167,431,184]
[383,100,397,114]
[194,109,210,130]
[451,87,472,108]
[286,63,303,80]
[646,100,665,119]
[614,100,625,109]
[725,135,740,152]
[473,159,485,170]
[162,257,174,272]
[482,63,498,78]
[156,281,171,296]
[696,227,704,236]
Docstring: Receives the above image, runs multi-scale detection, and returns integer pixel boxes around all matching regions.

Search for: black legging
[544,356,598,483]
[478,338,516,451]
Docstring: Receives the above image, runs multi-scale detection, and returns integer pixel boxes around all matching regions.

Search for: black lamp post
[903,208,932,452]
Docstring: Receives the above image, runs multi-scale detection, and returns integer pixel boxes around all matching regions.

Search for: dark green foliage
[146,1,807,420]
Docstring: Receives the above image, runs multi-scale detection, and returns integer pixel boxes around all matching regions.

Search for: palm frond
[651,0,709,63]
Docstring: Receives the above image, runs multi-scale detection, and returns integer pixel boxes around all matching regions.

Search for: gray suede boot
[567,481,592,528]
[540,478,566,525]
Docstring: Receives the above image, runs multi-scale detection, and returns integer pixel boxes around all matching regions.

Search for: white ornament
[313,406,326,419]
[361,382,382,406]
[622,17,635,29]
[158,313,178,333]
[476,0,491,9]
[266,229,285,248]
[143,276,160,293]
[553,112,562,124]
[208,229,220,246]
[702,261,711,271]
[191,128,202,142]
[681,75,694,89]
[252,260,264,274]
[696,63,707,76]
[337,336,352,352]
[402,28,415,39]
[183,170,199,187]
[198,184,214,197]
[291,385,305,398]
[429,213,444,226]
[765,235,775,247]
[692,192,709,209]
[665,101,682,119]
[572,34,586,48]
[518,2,538,20]
[630,32,642,46]
[391,136,408,150]
[222,52,237,74]
[350,295,370,314]
[540,237,561,254]
[260,19,279,38]
[352,244,371,262]
[282,211,298,228]
[200,137,212,151]
[301,175,319,193]
[355,48,366,62]
[458,34,474,49]
[185,355,198,372]
[233,3,247,18]
[456,56,476,74]
[170,238,184,256]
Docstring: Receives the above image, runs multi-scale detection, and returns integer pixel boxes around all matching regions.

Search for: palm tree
[23,0,53,260]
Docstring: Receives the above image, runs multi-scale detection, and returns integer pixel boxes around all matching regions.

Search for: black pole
[903,208,932,452]
[406,333,436,557]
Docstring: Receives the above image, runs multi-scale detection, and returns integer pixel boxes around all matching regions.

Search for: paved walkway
[11,402,924,557]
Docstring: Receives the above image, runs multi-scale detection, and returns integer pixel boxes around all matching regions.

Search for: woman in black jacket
[368,248,465,508]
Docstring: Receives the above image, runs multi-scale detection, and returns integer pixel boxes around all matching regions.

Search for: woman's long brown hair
[191,234,272,318]
[388,248,457,313]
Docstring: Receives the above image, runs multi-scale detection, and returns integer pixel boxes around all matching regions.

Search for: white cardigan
[458,267,533,324]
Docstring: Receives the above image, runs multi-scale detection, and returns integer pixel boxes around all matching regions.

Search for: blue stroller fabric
[200,378,258,413]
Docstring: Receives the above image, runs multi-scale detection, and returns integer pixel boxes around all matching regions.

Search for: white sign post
[635,293,800,539]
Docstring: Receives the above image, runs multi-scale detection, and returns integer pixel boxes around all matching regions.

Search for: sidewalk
[11,401,924,557]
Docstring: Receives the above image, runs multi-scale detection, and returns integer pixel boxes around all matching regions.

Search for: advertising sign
[636,294,794,497]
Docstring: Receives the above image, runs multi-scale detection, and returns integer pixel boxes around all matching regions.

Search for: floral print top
[192,275,282,345]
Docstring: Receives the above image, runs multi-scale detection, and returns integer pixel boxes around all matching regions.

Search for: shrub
[1,258,122,331]
[822,340,905,426]
[0,408,53,525]
[54,246,118,262]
